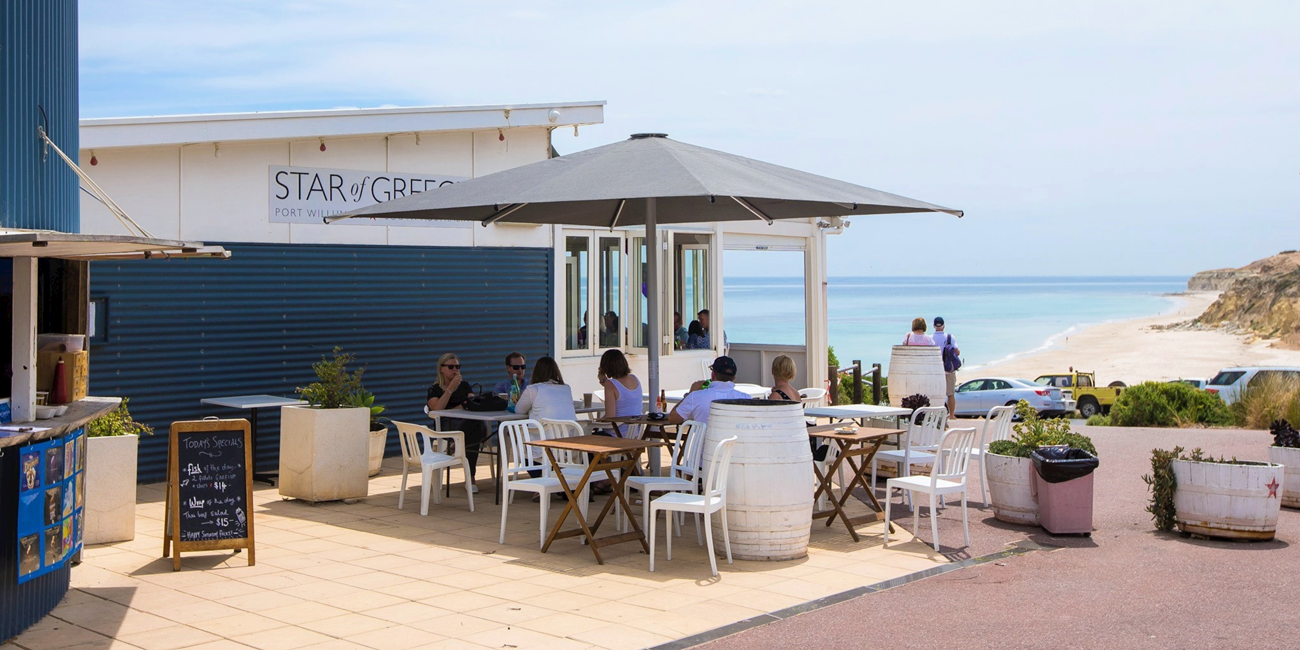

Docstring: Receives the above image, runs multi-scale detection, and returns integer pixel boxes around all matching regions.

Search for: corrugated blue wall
[0,0,80,233]
[89,242,554,484]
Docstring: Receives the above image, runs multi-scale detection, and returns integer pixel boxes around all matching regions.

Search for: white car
[1205,367,1300,405]
[1169,378,1207,390]
[954,377,1075,418]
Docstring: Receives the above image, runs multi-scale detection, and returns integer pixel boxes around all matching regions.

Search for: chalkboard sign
[164,419,255,571]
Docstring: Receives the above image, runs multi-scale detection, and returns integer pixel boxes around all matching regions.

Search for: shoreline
[958,291,1300,385]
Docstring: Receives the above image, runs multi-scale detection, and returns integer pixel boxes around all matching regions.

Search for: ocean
[722,276,1189,369]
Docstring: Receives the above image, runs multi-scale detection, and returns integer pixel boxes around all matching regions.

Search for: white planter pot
[986,453,1039,525]
[1172,459,1284,540]
[84,434,138,545]
[278,405,370,502]
[368,425,389,477]
[1267,446,1300,509]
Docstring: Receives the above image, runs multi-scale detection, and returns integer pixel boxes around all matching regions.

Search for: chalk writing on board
[175,430,248,542]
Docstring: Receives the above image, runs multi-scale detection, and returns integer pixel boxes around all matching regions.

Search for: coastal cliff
[1194,250,1300,348]
[1188,268,1255,291]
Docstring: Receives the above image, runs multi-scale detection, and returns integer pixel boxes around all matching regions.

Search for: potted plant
[986,401,1096,525]
[84,399,152,544]
[350,390,390,476]
[1145,446,1285,540]
[279,348,372,502]
[1268,420,1299,508]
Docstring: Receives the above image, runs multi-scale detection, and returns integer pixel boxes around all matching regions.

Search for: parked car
[954,377,1075,417]
[1034,370,1124,418]
[1169,378,1207,389]
[1205,367,1300,405]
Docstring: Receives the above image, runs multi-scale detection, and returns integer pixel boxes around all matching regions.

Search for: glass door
[596,235,624,350]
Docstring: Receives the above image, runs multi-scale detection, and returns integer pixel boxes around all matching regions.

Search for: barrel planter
[368,425,389,477]
[1267,446,1300,509]
[704,399,813,561]
[985,453,1039,525]
[887,346,946,408]
[1171,459,1285,540]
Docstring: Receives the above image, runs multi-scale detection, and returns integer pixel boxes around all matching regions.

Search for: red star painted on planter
[1266,477,1280,499]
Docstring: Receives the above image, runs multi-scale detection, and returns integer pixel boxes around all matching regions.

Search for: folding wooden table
[527,435,664,564]
[591,415,677,475]
[809,424,905,542]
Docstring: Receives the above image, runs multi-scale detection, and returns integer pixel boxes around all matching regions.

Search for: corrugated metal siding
[0,0,80,233]
[0,448,72,642]
[89,242,554,484]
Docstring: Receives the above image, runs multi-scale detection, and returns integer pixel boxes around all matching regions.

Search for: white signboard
[268,165,471,228]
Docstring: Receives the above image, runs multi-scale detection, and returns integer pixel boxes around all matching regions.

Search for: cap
[709,356,738,376]
[933,316,945,326]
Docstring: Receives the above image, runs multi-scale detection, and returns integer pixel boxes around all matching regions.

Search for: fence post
[828,363,839,405]
[872,363,882,405]
[851,359,863,404]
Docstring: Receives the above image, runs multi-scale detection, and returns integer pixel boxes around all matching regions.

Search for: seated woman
[426,353,488,493]
[514,356,577,422]
[685,320,711,349]
[767,355,827,462]
[598,349,642,438]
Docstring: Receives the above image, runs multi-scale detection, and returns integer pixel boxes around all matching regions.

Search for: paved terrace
[6,456,951,650]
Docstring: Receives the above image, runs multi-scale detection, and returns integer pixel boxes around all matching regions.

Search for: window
[1209,371,1245,386]
[990,380,1012,390]
[959,380,985,392]
[564,236,589,351]
[1248,370,1300,388]
[629,237,649,348]
[597,236,622,349]
[675,233,712,350]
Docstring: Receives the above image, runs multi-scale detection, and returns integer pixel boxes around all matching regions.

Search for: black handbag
[463,384,509,412]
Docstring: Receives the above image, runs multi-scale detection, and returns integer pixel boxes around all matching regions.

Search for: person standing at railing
[902,317,935,346]
[931,317,962,416]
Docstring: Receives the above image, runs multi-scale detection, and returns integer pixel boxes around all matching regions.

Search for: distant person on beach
[903,317,934,346]
[931,317,962,416]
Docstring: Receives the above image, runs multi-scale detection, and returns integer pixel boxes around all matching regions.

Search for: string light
[415,133,421,146]
[89,150,98,166]
[319,138,327,152]
[573,125,579,137]
[498,128,505,142]
[213,143,220,158]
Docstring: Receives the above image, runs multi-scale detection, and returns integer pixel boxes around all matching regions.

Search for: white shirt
[515,381,577,422]
[932,331,952,348]
[675,381,749,425]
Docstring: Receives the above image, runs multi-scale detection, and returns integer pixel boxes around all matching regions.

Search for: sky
[79,1,1300,277]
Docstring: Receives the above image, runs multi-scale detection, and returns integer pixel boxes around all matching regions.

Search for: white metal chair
[872,406,948,500]
[884,426,979,551]
[649,435,738,577]
[393,421,475,516]
[975,405,1017,507]
[623,420,707,538]
[798,387,828,407]
[498,419,588,548]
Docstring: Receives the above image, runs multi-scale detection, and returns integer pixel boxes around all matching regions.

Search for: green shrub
[1085,414,1111,426]
[1143,447,1182,531]
[987,401,1096,458]
[1231,374,1300,429]
[87,398,153,438]
[1107,381,1233,428]
[298,347,365,409]
[828,345,888,405]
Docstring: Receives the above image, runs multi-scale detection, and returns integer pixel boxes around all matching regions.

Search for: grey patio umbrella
[329,133,962,403]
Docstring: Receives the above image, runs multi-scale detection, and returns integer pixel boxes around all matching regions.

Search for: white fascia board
[80,101,606,150]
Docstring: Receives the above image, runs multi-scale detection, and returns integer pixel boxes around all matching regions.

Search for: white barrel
[1172,459,1284,540]
[1267,446,1300,509]
[703,399,813,561]
[985,454,1040,525]
[888,345,946,408]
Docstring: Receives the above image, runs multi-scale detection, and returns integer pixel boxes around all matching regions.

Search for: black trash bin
[1030,446,1099,535]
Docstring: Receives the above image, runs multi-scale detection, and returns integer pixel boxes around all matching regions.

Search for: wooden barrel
[1172,459,1284,540]
[1267,446,1300,509]
[703,399,813,561]
[985,454,1040,525]
[887,345,946,408]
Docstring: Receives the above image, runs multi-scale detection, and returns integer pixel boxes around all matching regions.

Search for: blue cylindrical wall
[0,0,80,233]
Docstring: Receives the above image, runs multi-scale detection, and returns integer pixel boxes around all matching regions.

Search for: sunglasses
[442,364,461,370]
[510,365,527,370]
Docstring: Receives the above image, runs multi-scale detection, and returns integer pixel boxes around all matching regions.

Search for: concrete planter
[368,425,389,477]
[1172,459,1284,540]
[1267,446,1300,509]
[986,453,1039,526]
[278,405,369,502]
[84,434,138,544]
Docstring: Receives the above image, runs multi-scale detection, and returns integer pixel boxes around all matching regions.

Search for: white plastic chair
[798,387,828,407]
[975,405,1016,507]
[623,420,707,538]
[884,426,979,551]
[872,406,948,499]
[649,435,738,577]
[393,421,475,516]
[539,419,592,485]
[498,419,589,548]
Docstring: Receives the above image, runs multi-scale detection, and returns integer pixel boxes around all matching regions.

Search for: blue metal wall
[89,242,554,484]
[0,0,80,233]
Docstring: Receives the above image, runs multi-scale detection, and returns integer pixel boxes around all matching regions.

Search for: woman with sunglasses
[426,353,488,492]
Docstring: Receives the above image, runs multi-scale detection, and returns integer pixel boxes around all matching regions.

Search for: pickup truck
[1034,370,1126,418]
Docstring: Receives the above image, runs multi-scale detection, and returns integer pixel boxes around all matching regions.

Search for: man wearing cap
[932,317,961,416]
[668,356,748,426]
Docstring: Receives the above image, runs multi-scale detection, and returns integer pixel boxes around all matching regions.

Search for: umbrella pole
[646,198,660,411]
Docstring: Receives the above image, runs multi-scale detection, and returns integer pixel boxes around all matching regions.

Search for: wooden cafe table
[527,435,665,564]
[808,423,906,542]
[592,415,677,475]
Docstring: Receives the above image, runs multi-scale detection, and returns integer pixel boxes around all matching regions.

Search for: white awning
[0,230,229,261]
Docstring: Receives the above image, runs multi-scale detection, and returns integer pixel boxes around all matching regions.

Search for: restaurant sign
[268,165,470,228]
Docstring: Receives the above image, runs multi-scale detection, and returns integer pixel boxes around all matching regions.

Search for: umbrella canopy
[330,133,961,405]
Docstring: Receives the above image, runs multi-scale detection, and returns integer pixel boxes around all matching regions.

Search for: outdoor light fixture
[319,138,327,152]
[548,109,560,123]
[89,150,97,166]
[213,143,220,158]
[498,128,505,142]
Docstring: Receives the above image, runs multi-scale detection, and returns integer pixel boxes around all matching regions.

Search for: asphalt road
[699,424,1300,650]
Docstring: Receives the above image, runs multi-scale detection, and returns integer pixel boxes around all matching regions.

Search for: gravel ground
[699,424,1300,650]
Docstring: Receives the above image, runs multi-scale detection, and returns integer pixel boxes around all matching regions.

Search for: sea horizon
[722,275,1190,371]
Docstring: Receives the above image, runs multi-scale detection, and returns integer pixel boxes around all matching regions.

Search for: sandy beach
[959,291,1300,385]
